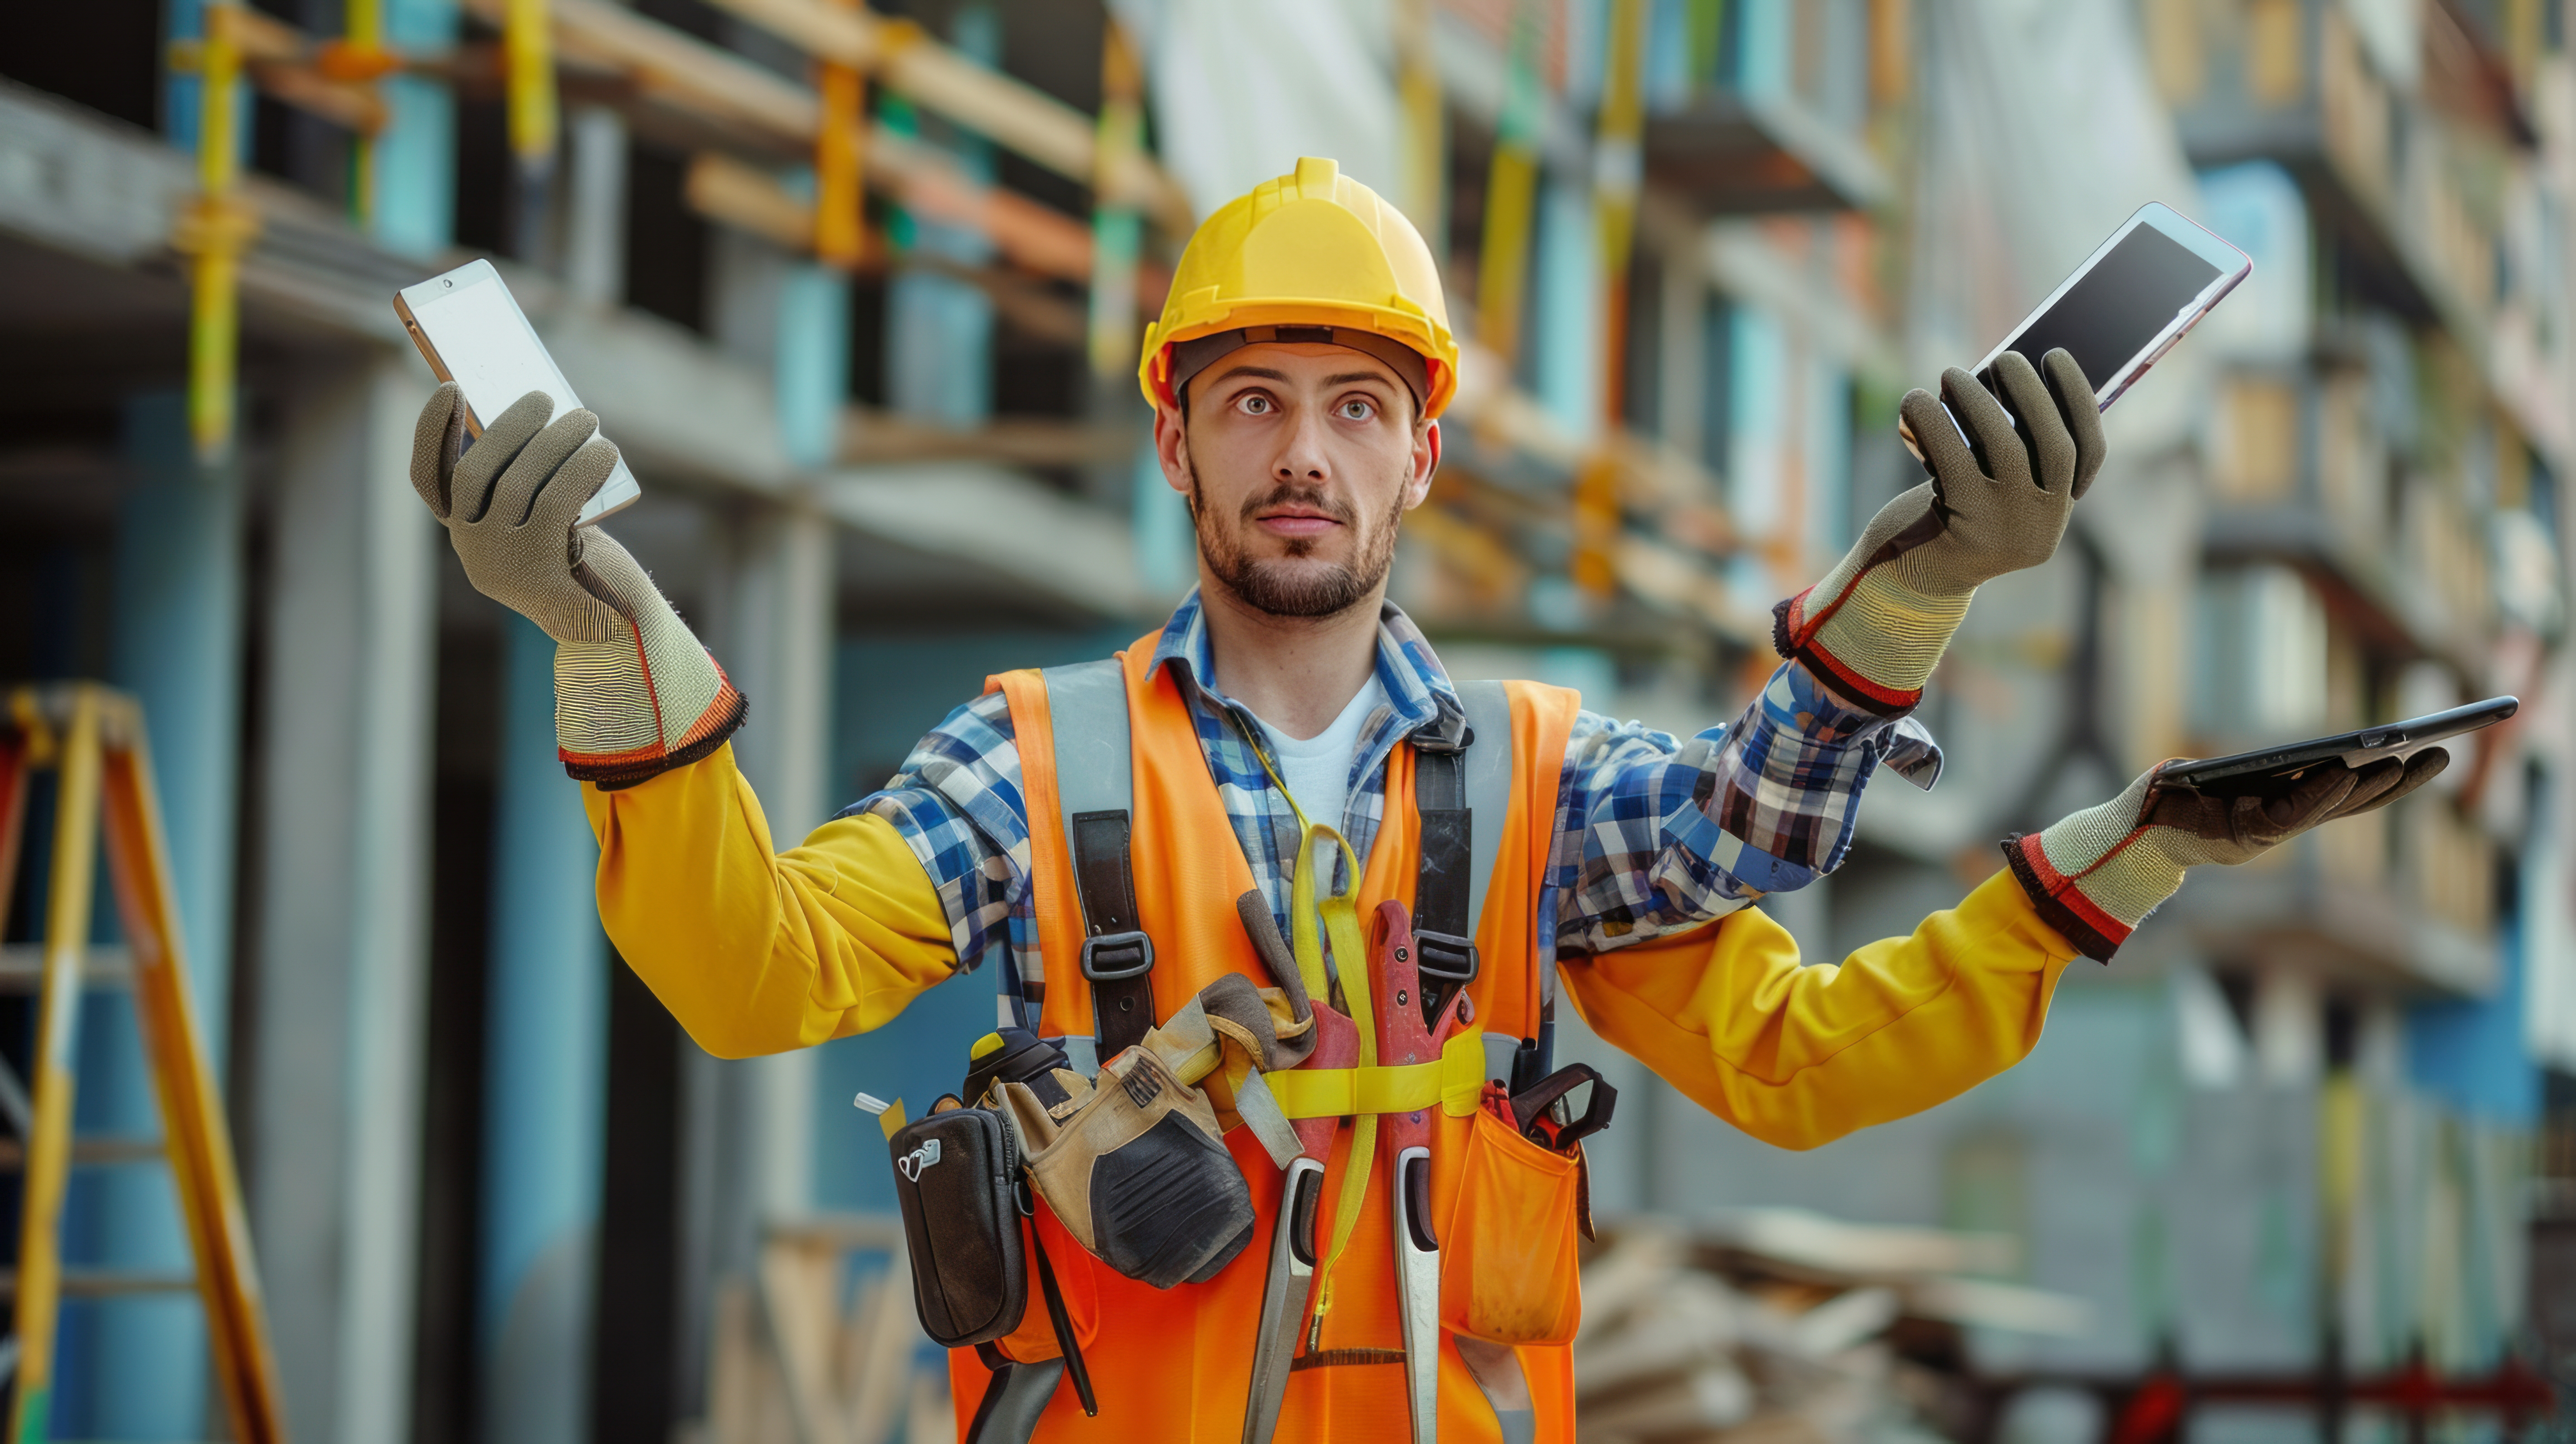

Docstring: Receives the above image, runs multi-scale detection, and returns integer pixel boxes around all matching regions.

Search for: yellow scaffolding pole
[813,0,868,270]
[1575,0,1646,598]
[330,0,399,225]
[180,4,259,466]
[1395,0,1445,254]
[506,0,559,254]
[2,687,288,1444]
[1086,17,1144,381]
[1475,0,1544,370]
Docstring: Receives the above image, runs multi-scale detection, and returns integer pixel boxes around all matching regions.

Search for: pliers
[1239,896,1358,1444]
[1372,900,1466,1444]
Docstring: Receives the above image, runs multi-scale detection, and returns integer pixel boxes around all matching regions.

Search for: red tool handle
[1291,1004,1358,1161]
[1371,901,1439,1155]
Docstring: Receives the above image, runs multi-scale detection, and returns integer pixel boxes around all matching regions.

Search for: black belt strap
[1072,808,1157,1060]
[1412,723,1477,1026]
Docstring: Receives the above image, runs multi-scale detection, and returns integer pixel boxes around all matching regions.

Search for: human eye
[1236,393,1274,415]
[1338,397,1376,421]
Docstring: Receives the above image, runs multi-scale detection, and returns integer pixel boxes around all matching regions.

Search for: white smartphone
[393,259,641,526]
[1901,201,2253,462]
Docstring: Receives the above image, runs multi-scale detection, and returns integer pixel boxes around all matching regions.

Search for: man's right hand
[1774,347,2104,713]
[412,384,744,785]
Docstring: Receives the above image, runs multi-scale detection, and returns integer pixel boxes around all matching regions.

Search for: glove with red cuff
[2003,750,2449,961]
[411,385,745,787]
[1776,348,2103,713]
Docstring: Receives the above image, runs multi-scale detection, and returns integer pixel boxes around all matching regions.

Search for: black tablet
[2163,697,2518,796]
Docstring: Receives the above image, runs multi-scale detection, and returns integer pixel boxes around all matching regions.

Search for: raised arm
[1554,350,2107,952]
[409,383,983,1058]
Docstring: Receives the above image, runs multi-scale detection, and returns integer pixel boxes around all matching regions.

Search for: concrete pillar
[779,261,853,469]
[727,502,837,1214]
[478,616,608,1444]
[563,105,628,308]
[885,4,999,429]
[59,394,246,1437]
[372,0,460,258]
[247,352,439,1444]
[673,501,837,1405]
[2252,968,2325,1086]
[1656,256,1705,461]
[1530,171,1600,442]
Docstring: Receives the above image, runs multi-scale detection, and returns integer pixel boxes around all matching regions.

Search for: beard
[1187,450,1407,620]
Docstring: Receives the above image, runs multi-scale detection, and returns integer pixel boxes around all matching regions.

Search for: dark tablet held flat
[2163,697,2519,797]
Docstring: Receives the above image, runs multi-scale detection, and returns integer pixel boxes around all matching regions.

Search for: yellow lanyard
[1241,725,1380,1344]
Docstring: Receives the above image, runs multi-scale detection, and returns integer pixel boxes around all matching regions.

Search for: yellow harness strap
[1291,822,1377,1344]
[1268,1030,1487,1120]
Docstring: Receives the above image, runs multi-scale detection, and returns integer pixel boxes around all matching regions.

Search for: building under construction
[0,0,2569,1439]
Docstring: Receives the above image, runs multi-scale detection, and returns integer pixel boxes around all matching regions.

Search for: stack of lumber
[700,1217,951,1444]
[1576,1210,2089,1444]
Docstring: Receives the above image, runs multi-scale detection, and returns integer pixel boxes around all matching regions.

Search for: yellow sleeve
[1559,869,2081,1150]
[584,742,959,1059]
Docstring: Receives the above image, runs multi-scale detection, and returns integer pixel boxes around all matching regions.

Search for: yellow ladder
[0,685,286,1443]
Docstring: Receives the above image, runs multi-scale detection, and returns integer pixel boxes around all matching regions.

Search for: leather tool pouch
[1431,1082,1587,1345]
[890,1100,1029,1348]
[999,1046,1256,1289]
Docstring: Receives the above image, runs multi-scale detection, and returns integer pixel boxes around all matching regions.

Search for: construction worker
[407,158,2443,1442]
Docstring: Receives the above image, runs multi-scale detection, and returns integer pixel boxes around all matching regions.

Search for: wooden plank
[838,1257,915,1444]
[464,0,819,138]
[760,1235,850,1444]
[0,1268,199,1298]
[0,945,134,991]
[495,0,1158,292]
[0,1136,166,1169]
[706,1276,763,1444]
[695,0,1190,228]
[169,8,391,136]
[687,152,817,252]
[904,1370,952,1444]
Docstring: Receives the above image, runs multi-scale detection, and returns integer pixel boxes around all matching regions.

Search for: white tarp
[1109,0,1402,221]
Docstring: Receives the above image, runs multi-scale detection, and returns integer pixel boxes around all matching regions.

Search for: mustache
[1236,485,1357,526]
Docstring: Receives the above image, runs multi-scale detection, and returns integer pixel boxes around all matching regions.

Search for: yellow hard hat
[1140,156,1459,419]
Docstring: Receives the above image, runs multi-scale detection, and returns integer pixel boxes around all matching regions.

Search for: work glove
[2003,750,2449,961]
[1775,349,2104,713]
[411,385,744,786]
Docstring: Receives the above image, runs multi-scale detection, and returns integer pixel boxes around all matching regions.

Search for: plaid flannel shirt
[849,590,1935,1002]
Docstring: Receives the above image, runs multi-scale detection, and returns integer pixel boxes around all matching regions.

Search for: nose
[1275,404,1331,484]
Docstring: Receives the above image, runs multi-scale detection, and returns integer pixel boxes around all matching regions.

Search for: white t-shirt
[1249,675,1386,833]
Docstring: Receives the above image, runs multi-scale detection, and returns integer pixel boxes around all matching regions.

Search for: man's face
[1155,342,1439,620]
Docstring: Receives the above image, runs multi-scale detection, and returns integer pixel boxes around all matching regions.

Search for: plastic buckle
[1080,929,1155,981]
[1413,929,1477,989]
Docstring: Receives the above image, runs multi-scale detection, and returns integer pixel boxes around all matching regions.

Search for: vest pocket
[1432,1086,1586,1345]
[992,1204,1099,1364]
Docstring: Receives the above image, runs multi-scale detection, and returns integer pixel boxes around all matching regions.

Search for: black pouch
[888,1092,1099,1422]
[889,1098,1028,1348]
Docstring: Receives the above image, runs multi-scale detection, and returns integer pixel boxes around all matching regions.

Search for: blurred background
[0,0,2570,1440]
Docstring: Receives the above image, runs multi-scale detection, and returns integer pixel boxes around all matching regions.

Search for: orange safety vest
[952,637,1585,1442]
